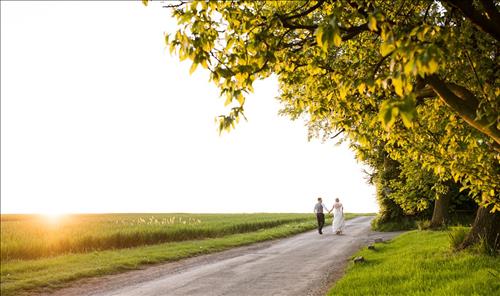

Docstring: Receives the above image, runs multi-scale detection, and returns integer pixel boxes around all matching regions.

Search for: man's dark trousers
[316,213,325,234]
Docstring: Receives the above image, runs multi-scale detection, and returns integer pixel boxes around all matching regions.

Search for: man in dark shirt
[314,197,328,234]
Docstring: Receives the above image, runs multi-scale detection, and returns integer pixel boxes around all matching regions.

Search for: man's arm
[324,203,333,214]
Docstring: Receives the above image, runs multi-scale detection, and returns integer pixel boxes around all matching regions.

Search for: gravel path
[43,216,401,296]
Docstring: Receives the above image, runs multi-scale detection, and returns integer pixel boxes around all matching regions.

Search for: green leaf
[368,16,377,31]
[236,93,245,105]
[189,62,198,75]
[400,106,415,128]
[333,29,342,47]
[404,59,415,75]
[380,42,395,57]
[399,96,416,128]
[379,100,398,128]
[224,95,232,107]
[392,77,404,97]
[316,21,340,51]
[383,108,393,127]
[357,83,366,94]
[315,26,324,49]
[338,85,348,100]
[321,25,334,51]
[428,59,439,73]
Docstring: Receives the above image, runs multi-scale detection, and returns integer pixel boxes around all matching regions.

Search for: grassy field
[1,213,313,261]
[327,230,500,296]
[0,213,361,295]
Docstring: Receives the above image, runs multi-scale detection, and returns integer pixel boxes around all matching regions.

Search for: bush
[448,227,469,250]
[416,220,432,230]
[472,234,500,257]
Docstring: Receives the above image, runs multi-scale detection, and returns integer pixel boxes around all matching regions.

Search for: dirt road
[47,216,401,296]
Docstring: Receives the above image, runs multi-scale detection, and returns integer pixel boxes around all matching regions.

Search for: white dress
[332,203,345,233]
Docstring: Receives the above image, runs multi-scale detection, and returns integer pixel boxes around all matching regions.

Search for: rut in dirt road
[46,216,401,296]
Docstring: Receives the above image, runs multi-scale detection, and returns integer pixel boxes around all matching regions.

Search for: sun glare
[40,211,66,224]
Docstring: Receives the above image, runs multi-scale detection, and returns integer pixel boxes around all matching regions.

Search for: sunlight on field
[0,213,316,261]
[40,212,65,224]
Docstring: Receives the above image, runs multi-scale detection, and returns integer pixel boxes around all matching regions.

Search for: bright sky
[1,1,378,214]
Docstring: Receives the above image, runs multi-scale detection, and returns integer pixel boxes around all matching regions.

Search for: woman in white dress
[329,198,345,235]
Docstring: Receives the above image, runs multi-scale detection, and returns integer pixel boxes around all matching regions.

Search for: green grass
[371,216,417,231]
[1,213,313,261]
[327,230,500,296]
[1,213,361,295]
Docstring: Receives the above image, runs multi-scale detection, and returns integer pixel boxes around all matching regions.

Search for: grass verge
[1,213,362,295]
[327,230,500,296]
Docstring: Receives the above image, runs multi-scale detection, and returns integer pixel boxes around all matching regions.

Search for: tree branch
[414,86,436,102]
[276,0,327,31]
[283,0,312,19]
[442,0,500,42]
[464,47,488,99]
[372,51,392,79]
[446,83,480,111]
[330,128,345,139]
[279,19,318,31]
[341,23,369,40]
[347,1,368,17]
[162,0,187,9]
[425,74,500,148]
[282,0,326,21]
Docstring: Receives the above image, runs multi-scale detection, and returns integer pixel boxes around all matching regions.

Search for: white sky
[1,1,378,214]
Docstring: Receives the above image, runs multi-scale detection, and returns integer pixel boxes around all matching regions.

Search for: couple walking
[314,197,345,235]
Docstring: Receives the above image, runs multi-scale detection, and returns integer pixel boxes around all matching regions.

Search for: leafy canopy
[146,0,500,210]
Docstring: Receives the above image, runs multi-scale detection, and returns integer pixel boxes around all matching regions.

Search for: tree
[147,0,500,247]
[361,146,429,230]
[358,141,469,229]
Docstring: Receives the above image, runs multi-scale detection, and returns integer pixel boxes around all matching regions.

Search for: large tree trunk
[460,204,500,250]
[430,191,451,229]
